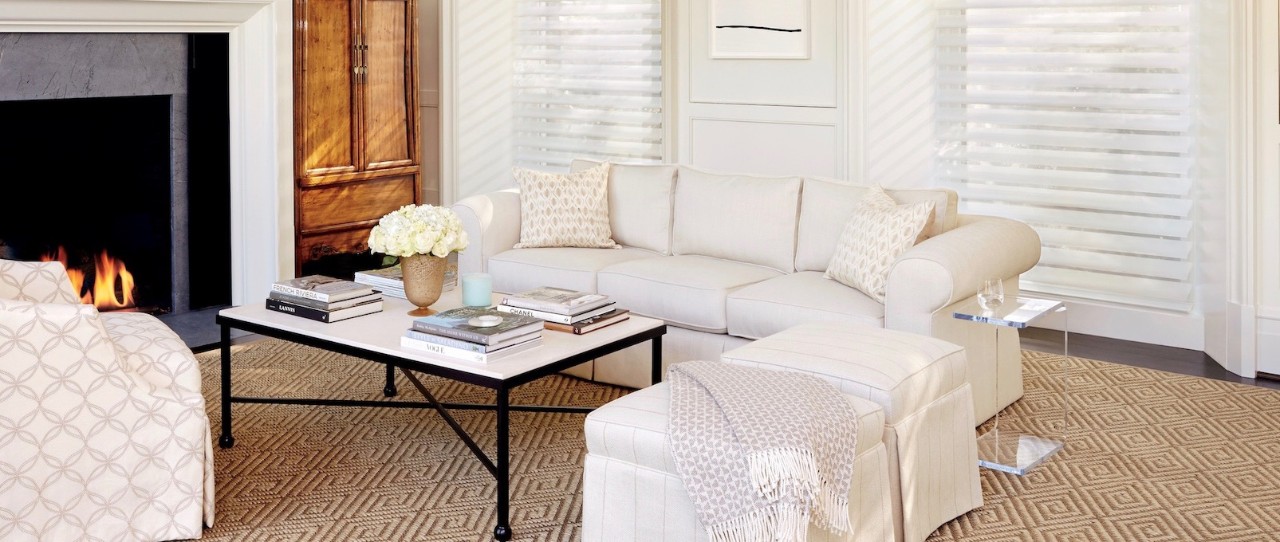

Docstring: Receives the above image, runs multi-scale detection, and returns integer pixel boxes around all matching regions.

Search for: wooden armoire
[292,0,421,276]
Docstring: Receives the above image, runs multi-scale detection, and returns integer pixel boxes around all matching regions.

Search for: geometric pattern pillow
[512,161,619,249]
[0,259,81,303]
[0,298,210,541]
[824,185,936,303]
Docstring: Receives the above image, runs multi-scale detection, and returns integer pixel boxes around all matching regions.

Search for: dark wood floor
[1021,327,1280,391]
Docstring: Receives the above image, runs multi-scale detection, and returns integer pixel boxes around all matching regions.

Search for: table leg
[494,386,512,541]
[384,363,398,397]
[651,336,663,385]
[218,324,235,448]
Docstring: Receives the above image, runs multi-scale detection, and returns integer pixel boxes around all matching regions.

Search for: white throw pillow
[824,185,935,302]
[512,161,619,249]
[0,259,82,303]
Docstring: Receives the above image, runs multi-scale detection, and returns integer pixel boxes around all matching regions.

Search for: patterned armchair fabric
[0,260,214,541]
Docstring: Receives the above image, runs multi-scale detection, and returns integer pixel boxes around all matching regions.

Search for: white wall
[440,0,516,203]
[1245,0,1280,377]
[420,0,442,205]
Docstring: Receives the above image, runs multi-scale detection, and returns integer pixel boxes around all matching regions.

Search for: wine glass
[978,278,1005,311]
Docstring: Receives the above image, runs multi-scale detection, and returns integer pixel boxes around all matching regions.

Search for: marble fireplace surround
[1,0,293,305]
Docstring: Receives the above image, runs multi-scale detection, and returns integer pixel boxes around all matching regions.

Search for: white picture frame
[710,0,811,60]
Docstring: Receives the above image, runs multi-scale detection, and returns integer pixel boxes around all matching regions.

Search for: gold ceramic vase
[400,253,446,316]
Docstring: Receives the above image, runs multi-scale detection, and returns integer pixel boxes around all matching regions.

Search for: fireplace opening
[0,94,173,313]
[0,33,232,335]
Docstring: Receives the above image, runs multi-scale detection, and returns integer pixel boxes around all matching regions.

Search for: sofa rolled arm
[451,189,522,275]
[883,214,1041,335]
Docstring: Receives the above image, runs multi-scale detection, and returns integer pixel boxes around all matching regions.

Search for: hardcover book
[501,286,612,315]
[264,297,383,323]
[399,332,542,363]
[495,302,617,325]
[402,328,542,354]
[268,290,382,311]
[410,307,544,346]
[543,309,631,335]
[271,275,375,303]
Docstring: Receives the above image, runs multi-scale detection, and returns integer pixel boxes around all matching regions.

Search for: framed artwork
[710,0,810,60]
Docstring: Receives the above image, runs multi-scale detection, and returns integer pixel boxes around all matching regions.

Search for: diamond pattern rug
[193,340,1280,541]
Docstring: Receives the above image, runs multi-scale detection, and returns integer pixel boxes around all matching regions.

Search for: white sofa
[0,260,215,541]
[452,160,1042,423]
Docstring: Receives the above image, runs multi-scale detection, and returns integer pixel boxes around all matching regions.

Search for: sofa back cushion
[795,177,959,272]
[672,166,803,273]
[571,159,677,254]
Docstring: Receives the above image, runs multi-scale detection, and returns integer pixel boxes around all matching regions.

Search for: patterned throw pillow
[0,259,81,303]
[824,185,936,302]
[513,161,619,249]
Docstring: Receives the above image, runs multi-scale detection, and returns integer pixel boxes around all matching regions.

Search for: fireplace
[0,33,231,317]
[0,95,173,312]
[0,0,294,324]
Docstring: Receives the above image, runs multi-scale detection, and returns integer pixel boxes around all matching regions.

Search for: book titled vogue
[271,274,376,303]
[399,332,542,363]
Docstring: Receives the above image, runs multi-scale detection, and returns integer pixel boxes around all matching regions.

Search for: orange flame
[40,246,137,310]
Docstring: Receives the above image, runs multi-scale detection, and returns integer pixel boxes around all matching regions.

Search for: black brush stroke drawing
[715,25,801,33]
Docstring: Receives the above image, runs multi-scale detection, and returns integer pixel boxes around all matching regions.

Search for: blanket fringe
[747,448,820,500]
[812,482,852,534]
[706,504,810,542]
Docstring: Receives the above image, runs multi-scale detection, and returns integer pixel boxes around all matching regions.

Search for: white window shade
[937,0,1196,312]
[515,0,664,170]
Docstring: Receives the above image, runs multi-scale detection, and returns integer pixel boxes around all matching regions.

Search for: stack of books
[353,253,458,300]
[400,306,544,363]
[268,274,383,322]
[496,286,630,335]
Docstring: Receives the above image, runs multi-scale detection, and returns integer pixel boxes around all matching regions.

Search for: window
[514,0,664,169]
[937,1,1195,311]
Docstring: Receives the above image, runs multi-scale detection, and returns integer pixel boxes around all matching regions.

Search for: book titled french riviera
[271,274,375,303]
[495,302,617,325]
[268,290,382,311]
[410,307,544,346]
[399,332,542,363]
[501,286,611,316]
[265,297,383,323]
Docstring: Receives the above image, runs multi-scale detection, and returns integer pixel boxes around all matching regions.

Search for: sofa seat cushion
[725,271,884,340]
[720,322,967,424]
[585,381,885,475]
[488,247,662,295]
[597,255,781,333]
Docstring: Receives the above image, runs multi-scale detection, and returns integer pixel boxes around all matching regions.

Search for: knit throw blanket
[668,360,859,542]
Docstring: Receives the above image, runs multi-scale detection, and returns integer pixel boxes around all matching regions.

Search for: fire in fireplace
[40,246,139,311]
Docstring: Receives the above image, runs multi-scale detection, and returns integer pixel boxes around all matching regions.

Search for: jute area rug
[194,339,1280,541]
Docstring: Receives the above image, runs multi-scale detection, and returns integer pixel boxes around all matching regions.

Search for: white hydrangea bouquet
[367,203,468,258]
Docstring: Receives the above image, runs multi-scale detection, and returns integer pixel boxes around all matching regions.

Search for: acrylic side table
[953,296,1068,475]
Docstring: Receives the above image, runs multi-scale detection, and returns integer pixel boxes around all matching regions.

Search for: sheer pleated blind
[514,0,664,169]
[936,0,1195,311]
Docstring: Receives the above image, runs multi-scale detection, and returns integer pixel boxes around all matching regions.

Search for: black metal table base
[216,317,664,541]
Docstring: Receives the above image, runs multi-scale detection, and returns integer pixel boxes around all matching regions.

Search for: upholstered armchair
[0,260,214,541]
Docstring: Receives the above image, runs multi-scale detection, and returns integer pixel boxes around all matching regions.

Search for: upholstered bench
[582,381,894,542]
[720,322,982,542]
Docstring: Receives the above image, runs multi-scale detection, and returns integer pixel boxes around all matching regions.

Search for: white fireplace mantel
[1,0,294,305]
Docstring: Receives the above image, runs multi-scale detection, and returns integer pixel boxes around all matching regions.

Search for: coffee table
[215,289,666,541]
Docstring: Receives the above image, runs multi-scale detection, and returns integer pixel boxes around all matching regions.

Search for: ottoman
[582,381,893,542]
[721,322,982,542]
